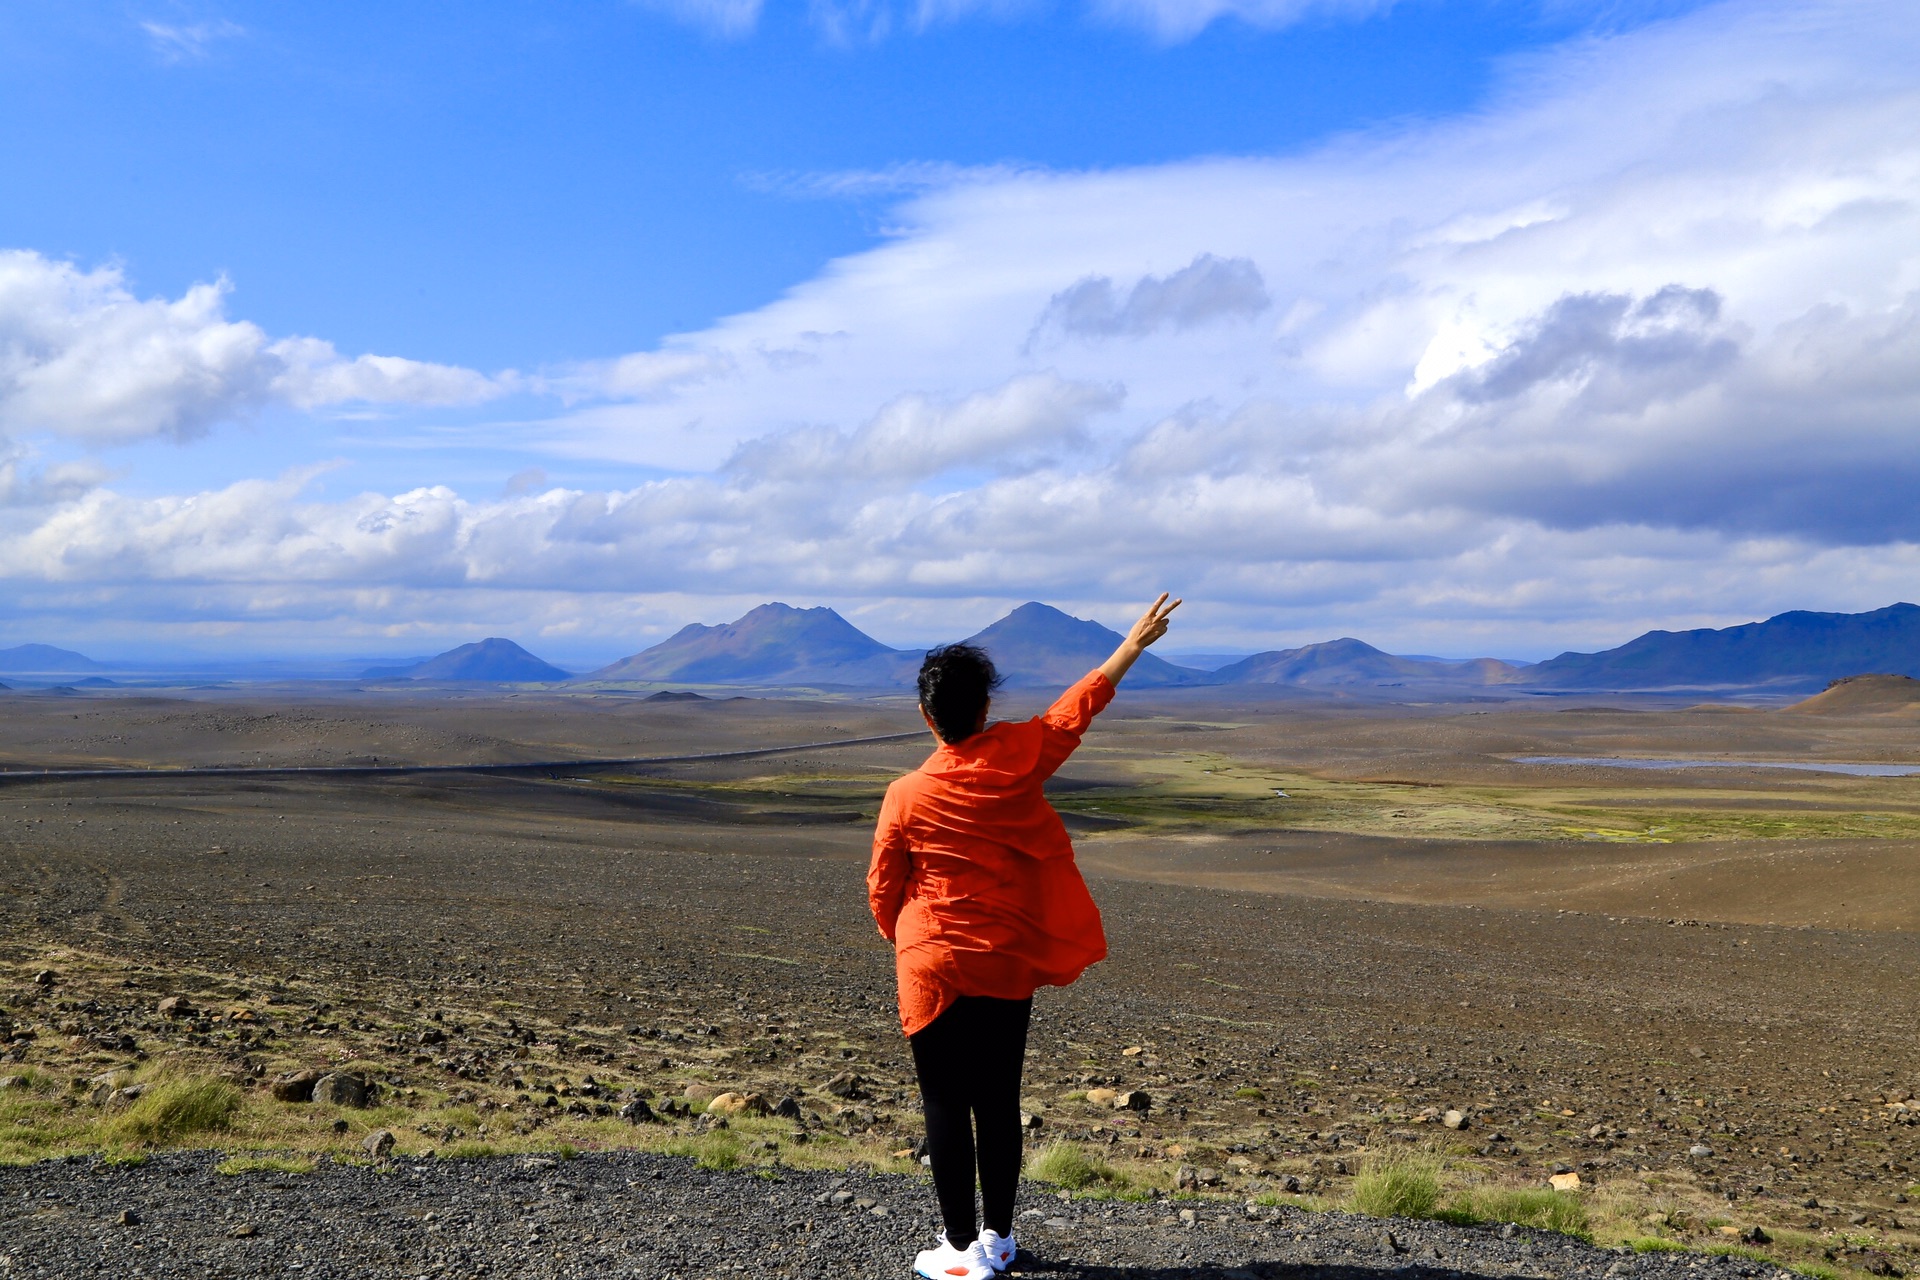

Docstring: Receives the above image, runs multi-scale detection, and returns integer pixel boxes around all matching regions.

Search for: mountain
[0,644,104,673]
[1521,603,1920,691]
[362,638,570,683]
[1213,638,1523,688]
[1783,673,1920,715]
[961,602,1200,687]
[585,603,918,686]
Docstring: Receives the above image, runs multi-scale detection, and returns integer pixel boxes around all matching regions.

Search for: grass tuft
[1463,1188,1591,1241]
[1628,1237,1690,1254]
[217,1154,318,1176]
[106,1077,242,1146]
[1026,1142,1124,1192]
[1349,1151,1442,1220]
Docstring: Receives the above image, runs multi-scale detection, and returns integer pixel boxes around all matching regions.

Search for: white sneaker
[913,1231,994,1280]
[978,1227,1018,1272]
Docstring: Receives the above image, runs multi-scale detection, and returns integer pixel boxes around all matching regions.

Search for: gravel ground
[1,1150,1793,1280]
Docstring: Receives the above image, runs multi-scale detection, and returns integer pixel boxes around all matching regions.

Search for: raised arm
[1097,593,1182,686]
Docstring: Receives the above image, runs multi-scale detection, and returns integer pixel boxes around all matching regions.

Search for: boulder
[617,1098,657,1124]
[312,1072,374,1108]
[362,1129,395,1159]
[1085,1088,1118,1107]
[773,1095,803,1120]
[157,996,193,1019]
[1114,1090,1151,1112]
[271,1070,321,1103]
[708,1091,772,1117]
[1549,1172,1582,1191]
[824,1071,866,1099]
[1442,1109,1469,1130]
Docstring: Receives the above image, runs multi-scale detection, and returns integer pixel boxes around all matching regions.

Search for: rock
[773,1095,803,1120]
[311,1072,373,1108]
[1196,1167,1224,1187]
[0,1076,25,1090]
[1850,1212,1870,1226]
[1019,1111,1043,1130]
[1688,1143,1714,1158]
[1861,1254,1899,1278]
[33,970,55,987]
[1499,1223,1518,1240]
[1114,1089,1151,1111]
[1280,1174,1302,1193]
[680,1082,717,1104]
[709,1091,772,1117]
[270,1070,320,1103]
[1744,1227,1772,1245]
[1442,1109,1469,1130]
[116,1209,140,1226]
[1085,1088,1118,1107]
[1379,1231,1403,1255]
[1176,1165,1200,1190]
[824,1072,865,1099]
[362,1129,395,1159]
[1549,1172,1583,1191]
[1178,1208,1198,1226]
[696,1111,729,1131]
[106,1086,144,1108]
[157,996,193,1019]
[618,1098,657,1124]
[226,1223,257,1239]
[1588,1124,1608,1139]
[331,1118,349,1134]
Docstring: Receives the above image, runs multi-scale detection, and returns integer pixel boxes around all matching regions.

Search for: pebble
[1689,1144,1715,1158]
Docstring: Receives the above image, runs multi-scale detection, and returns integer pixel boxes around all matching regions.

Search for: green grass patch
[1026,1142,1125,1192]
[1349,1151,1442,1219]
[1788,1265,1839,1280]
[662,1130,744,1172]
[216,1153,318,1176]
[105,1077,241,1146]
[1459,1188,1592,1241]
[1628,1237,1690,1254]
[1234,1088,1266,1101]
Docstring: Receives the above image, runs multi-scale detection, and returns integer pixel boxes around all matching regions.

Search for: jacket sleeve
[1034,669,1116,781]
[867,784,912,943]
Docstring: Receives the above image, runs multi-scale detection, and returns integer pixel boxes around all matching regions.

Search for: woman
[868,594,1182,1280]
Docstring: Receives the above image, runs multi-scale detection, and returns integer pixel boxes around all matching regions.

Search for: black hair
[918,643,1001,745]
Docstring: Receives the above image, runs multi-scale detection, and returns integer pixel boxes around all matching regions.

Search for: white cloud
[1087,0,1390,41]
[140,18,245,62]
[0,252,509,446]
[632,0,765,37]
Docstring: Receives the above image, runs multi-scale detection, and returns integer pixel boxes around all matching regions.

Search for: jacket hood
[920,720,1041,785]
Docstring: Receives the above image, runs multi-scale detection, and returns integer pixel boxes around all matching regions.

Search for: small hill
[363,638,570,683]
[961,602,1200,687]
[644,690,710,702]
[1522,602,1920,691]
[587,604,916,686]
[1213,638,1522,688]
[1784,673,1920,715]
[0,644,104,673]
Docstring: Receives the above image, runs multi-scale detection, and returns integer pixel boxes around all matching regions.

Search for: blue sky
[1,0,1916,665]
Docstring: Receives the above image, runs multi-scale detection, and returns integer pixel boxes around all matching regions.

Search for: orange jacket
[868,669,1113,1036]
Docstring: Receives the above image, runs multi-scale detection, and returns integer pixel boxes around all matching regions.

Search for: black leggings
[909,995,1032,1243]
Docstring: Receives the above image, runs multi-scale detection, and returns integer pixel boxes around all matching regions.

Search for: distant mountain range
[1518,603,1920,692]
[586,604,917,686]
[0,643,104,674]
[363,638,572,683]
[8,599,1916,694]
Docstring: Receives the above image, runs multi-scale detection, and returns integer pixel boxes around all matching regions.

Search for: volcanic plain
[2,682,1917,1278]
